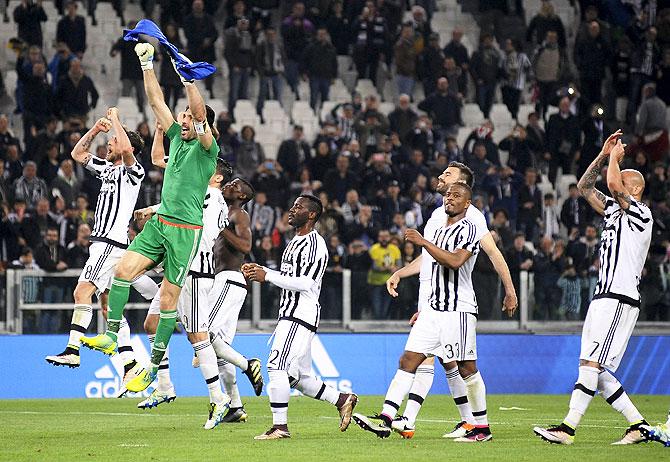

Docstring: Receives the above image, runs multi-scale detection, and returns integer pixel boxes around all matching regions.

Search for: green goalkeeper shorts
[128,214,202,287]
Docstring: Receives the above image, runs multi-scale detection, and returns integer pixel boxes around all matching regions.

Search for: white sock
[218,360,243,408]
[464,371,488,425]
[382,369,415,421]
[446,366,475,424]
[293,373,340,405]
[403,365,434,426]
[193,340,227,404]
[564,365,599,429]
[666,409,670,427]
[117,317,134,364]
[211,335,248,371]
[131,275,159,299]
[597,370,644,424]
[268,369,290,426]
[148,334,172,391]
[67,304,92,348]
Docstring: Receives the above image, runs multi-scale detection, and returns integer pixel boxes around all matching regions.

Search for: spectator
[491,208,513,249]
[443,136,464,164]
[546,96,580,184]
[326,1,351,56]
[517,167,542,241]
[575,4,611,47]
[626,26,660,125]
[440,56,464,98]
[380,180,408,227]
[417,77,461,142]
[400,149,430,191]
[394,22,418,99]
[498,124,536,174]
[330,103,357,144]
[532,30,564,120]
[56,1,86,57]
[223,0,248,29]
[557,264,581,320]
[255,26,285,116]
[525,111,545,160]
[0,114,20,157]
[65,222,90,268]
[184,0,218,98]
[635,83,669,163]
[277,125,311,179]
[344,239,372,318]
[321,234,346,318]
[159,23,184,111]
[47,42,76,93]
[21,197,57,248]
[341,189,363,225]
[640,244,669,321]
[224,16,254,112]
[110,21,145,113]
[488,165,523,225]
[470,33,501,119]
[574,21,611,107]
[74,193,94,229]
[533,236,566,320]
[13,0,48,47]
[13,161,48,211]
[388,94,417,143]
[51,159,79,206]
[55,58,98,121]
[464,120,500,166]
[4,143,24,184]
[526,0,566,48]
[542,192,560,237]
[443,28,469,94]
[469,142,494,194]
[367,229,400,319]
[309,141,335,182]
[505,232,534,297]
[301,27,338,110]
[611,36,632,106]
[355,107,389,159]
[234,126,265,180]
[419,32,445,96]
[501,38,532,120]
[37,142,60,184]
[473,229,503,320]
[281,2,314,98]
[323,155,359,205]
[560,183,593,232]
[21,60,53,140]
[34,226,68,331]
[351,2,387,85]
[409,4,431,47]
[246,190,276,238]
[251,160,289,208]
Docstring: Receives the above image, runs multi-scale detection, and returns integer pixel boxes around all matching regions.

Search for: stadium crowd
[1,0,670,333]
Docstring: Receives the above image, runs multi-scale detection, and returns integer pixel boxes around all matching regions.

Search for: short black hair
[569,183,578,189]
[216,158,233,182]
[298,194,323,222]
[447,161,474,188]
[125,129,145,156]
[237,177,256,205]
[448,181,472,200]
[544,192,554,200]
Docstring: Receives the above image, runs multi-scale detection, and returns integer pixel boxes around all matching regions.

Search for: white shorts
[405,309,478,362]
[267,319,314,379]
[208,271,248,343]
[580,298,639,372]
[78,242,126,292]
[147,273,214,333]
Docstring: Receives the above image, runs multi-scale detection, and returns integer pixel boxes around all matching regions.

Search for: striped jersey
[190,186,228,276]
[592,196,653,307]
[277,230,328,330]
[426,216,481,313]
[85,157,144,248]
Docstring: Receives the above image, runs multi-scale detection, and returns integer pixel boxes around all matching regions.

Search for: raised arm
[607,140,632,210]
[106,107,136,167]
[71,117,110,164]
[184,81,214,151]
[151,122,167,168]
[135,43,175,130]
[480,232,518,317]
[220,208,252,254]
[577,129,621,215]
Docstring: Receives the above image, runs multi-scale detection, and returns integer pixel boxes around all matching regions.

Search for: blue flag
[123,19,216,81]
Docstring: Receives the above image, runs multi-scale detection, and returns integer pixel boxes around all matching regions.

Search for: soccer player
[353,183,492,442]
[81,42,219,393]
[132,158,234,429]
[207,177,264,423]
[641,412,670,447]
[242,195,358,440]
[534,131,653,445]
[45,108,158,381]
[384,162,517,439]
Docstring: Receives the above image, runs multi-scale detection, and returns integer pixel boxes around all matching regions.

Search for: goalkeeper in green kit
[81,42,219,392]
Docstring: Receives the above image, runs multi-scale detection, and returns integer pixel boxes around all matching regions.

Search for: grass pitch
[1,394,667,461]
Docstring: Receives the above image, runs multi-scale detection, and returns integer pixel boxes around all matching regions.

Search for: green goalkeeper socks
[105,278,131,341]
[150,309,178,368]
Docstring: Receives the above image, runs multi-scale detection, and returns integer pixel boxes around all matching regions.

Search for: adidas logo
[468,350,474,355]
[154,341,166,349]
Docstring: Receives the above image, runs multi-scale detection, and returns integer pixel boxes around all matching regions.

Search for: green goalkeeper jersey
[158,122,219,226]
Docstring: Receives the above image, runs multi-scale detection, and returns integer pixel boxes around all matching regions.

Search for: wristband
[149,203,161,213]
[194,120,206,135]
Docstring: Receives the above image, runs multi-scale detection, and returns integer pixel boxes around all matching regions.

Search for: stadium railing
[3,269,668,334]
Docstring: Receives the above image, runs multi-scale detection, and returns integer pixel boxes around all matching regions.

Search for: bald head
[621,169,645,199]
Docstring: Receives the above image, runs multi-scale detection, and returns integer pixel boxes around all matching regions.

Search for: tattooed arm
[577,130,621,215]
[71,117,111,164]
[607,140,632,210]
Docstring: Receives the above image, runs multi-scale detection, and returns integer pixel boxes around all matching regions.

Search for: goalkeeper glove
[134,43,155,71]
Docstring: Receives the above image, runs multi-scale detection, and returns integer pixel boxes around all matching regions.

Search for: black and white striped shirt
[86,157,145,248]
[266,230,328,331]
[190,186,228,276]
[428,217,480,314]
[593,196,653,307]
